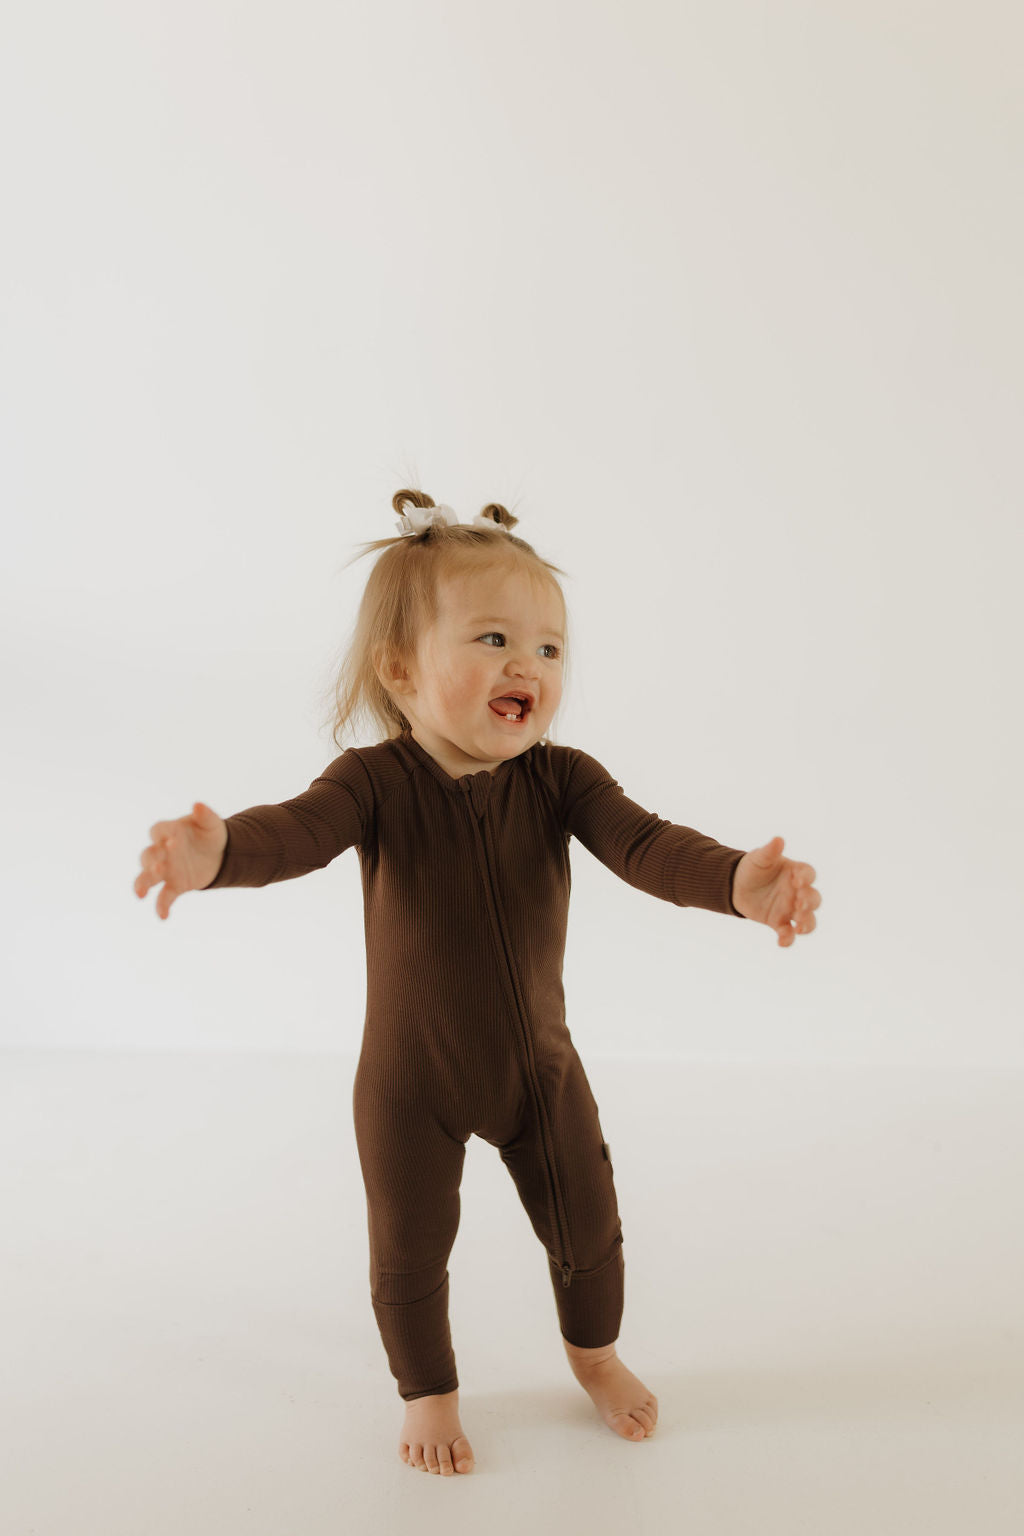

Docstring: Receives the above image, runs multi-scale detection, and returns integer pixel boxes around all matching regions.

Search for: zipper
[461,778,575,1287]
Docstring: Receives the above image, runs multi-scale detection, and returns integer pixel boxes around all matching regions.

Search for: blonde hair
[317,488,572,751]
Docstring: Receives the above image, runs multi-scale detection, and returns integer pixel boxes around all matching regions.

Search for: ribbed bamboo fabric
[203,724,747,1399]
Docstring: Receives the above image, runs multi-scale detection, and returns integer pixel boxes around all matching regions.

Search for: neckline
[398,725,526,792]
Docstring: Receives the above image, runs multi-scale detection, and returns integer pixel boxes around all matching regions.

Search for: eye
[479,632,561,660]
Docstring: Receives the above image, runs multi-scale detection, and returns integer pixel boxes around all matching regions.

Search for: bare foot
[564,1342,658,1441]
[399,1388,475,1475]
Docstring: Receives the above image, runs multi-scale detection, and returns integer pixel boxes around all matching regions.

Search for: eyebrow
[466,616,565,641]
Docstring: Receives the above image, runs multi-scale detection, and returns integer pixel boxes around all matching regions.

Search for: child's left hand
[731,836,821,947]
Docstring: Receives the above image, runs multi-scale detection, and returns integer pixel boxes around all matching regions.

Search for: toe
[424,1445,440,1474]
[631,1406,656,1435]
[453,1434,475,1473]
[437,1445,455,1476]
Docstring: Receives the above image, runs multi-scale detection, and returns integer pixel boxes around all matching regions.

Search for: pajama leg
[353,1072,467,1401]
[498,1047,624,1348]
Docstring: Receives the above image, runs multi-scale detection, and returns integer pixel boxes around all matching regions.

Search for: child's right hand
[134,802,228,919]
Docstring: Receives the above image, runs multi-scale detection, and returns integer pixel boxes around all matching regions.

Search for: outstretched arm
[134,751,372,917]
[558,747,748,916]
[199,758,369,890]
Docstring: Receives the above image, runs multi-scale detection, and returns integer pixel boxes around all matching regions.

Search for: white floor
[2,1050,1022,1536]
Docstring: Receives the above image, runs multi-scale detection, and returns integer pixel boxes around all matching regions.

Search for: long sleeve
[202,750,373,890]
[559,747,747,917]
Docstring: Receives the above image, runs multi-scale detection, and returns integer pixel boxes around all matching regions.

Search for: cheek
[460,671,491,708]
[441,661,488,710]
[543,673,563,708]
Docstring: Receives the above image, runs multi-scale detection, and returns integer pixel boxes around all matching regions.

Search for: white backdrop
[2,1,1021,1068]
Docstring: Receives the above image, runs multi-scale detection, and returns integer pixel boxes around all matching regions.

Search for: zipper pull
[561,1263,572,1288]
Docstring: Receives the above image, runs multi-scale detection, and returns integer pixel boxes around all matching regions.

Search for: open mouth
[487,691,533,723]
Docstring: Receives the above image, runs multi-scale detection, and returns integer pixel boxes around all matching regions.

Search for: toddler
[134,490,821,1476]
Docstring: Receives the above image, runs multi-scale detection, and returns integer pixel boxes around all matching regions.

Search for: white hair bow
[394,503,508,536]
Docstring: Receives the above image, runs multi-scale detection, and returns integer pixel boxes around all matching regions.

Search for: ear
[376,649,414,698]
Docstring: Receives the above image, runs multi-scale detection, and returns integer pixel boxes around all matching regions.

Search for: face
[388,566,565,777]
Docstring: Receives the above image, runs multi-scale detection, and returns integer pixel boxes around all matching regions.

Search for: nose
[504,664,538,691]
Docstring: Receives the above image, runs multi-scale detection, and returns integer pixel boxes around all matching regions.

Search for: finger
[136,849,163,894]
[757,835,784,864]
[140,864,170,898]
[138,850,168,892]
[785,905,818,936]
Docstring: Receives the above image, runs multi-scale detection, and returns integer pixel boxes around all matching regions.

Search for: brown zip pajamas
[204,724,747,1400]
